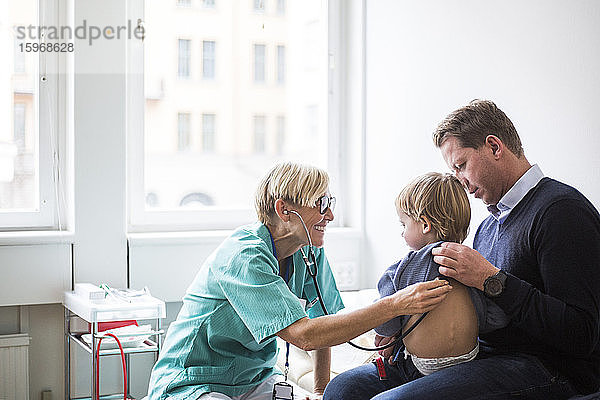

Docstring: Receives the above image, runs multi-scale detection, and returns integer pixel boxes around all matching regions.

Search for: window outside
[177,39,191,78]
[1,0,39,213]
[142,0,329,212]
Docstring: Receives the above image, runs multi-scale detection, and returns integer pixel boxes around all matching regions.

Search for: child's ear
[421,215,432,234]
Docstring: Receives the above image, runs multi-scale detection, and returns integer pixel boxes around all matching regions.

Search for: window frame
[0,0,67,231]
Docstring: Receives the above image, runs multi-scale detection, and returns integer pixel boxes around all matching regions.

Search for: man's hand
[432,242,499,290]
[374,334,397,364]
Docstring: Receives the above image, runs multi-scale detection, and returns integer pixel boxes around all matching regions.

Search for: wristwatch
[483,269,507,297]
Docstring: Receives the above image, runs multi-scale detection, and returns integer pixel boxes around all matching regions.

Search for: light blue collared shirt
[487,164,545,223]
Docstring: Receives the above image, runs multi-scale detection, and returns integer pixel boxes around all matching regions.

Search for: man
[431,99,600,398]
[323,100,599,399]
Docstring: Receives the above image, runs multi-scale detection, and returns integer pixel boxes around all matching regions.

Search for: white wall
[363,0,600,287]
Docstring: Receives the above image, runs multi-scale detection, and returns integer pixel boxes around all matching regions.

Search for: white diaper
[404,342,479,376]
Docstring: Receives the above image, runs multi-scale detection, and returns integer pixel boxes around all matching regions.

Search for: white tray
[63,291,166,322]
[82,325,152,349]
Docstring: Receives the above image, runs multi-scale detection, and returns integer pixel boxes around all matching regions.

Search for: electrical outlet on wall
[332,261,359,290]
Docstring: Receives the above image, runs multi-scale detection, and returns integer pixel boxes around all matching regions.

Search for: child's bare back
[403,278,478,358]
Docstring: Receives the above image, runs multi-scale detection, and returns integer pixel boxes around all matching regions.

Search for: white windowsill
[0,230,75,245]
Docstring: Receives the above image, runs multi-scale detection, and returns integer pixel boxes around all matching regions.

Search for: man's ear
[421,215,432,234]
[485,135,503,159]
[274,199,290,221]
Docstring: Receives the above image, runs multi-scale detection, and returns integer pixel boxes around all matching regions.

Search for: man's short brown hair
[433,99,524,158]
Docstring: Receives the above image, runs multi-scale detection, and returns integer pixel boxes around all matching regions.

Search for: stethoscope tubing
[287,209,425,352]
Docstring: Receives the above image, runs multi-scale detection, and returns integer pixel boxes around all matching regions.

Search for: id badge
[272,381,294,400]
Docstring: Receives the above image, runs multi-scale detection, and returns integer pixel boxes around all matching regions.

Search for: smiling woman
[146,161,452,400]
[145,161,344,400]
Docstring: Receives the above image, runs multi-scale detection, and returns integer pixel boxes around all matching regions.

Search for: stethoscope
[283,209,429,352]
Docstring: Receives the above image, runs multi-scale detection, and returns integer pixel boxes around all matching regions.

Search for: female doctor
[146,162,452,400]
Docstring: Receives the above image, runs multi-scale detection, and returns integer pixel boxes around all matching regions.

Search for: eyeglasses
[317,194,336,214]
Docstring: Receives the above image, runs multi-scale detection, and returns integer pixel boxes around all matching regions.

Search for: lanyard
[268,229,292,382]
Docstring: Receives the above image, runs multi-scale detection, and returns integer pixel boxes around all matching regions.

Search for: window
[253,115,266,153]
[202,40,216,80]
[253,0,264,13]
[277,0,285,15]
[203,0,216,8]
[1,0,61,229]
[276,115,285,154]
[146,192,159,208]
[277,45,285,84]
[177,0,191,7]
[305,105,318,138]
[6,103,33,210]
[178,39,191,78]
[202,113,216,152]
[130,0,337,230]
[14,39,26,74]
[177,113,191,151]
[253,44,266,83]
[13,104,26,151]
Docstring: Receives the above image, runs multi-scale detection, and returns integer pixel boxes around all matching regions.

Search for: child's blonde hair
[395,172,471,243]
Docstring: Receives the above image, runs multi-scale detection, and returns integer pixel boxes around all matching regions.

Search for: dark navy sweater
[474,178,600,394]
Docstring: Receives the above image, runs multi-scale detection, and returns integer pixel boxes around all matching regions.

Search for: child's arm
[374,261,407,337]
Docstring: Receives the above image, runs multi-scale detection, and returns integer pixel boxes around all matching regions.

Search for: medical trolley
[63,289,166,400]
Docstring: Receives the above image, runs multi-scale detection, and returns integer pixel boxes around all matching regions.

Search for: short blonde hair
[395,172,471,243]
[255,162,330,225]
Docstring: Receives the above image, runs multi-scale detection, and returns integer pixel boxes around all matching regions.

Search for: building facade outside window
[178,39,191,78]
[134,0,334,228]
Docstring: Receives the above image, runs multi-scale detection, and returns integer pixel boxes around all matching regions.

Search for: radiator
[0,334,31,400]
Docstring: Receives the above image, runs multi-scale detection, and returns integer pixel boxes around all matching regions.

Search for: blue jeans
[323,351,578,400]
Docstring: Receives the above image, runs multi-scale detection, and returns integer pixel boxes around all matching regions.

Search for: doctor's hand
[391,278,452,315]
[374,334,397,364]
[432,242,499,291]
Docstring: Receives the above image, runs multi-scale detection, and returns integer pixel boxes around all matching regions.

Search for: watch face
[486,278,503,296]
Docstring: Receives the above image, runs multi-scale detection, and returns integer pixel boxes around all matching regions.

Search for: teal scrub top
[148,222,344,400]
